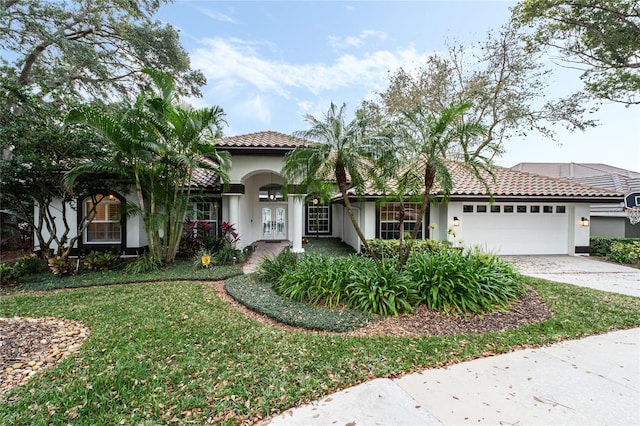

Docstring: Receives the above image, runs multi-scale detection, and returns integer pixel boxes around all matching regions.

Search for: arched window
[85,194,121,243]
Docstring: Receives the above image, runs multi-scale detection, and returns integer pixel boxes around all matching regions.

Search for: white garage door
[460,204,569,255]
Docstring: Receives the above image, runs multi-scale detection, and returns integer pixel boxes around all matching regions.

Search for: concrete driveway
[502,255,640,297]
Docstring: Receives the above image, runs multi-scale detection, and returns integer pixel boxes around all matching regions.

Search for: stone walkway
[241,240,291,274]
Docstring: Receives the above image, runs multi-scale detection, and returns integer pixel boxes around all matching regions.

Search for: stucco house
[37,132,624,257]
[512,163,640,238]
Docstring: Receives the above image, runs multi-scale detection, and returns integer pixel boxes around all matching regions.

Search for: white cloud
[329,30,388,49]
[191,37,430,99]
[196,7,237,24]
[235,94,271,125]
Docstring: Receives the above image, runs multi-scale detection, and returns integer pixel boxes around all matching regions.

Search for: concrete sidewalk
[268,328,639,425]
[265,256,640,426]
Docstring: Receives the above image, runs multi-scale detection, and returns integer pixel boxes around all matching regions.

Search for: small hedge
[362,238,449,259]
[224,275,373,332]
[590,236,640,264]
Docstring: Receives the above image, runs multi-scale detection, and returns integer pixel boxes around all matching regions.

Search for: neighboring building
[511,163,640,238]
[37,132,625,257]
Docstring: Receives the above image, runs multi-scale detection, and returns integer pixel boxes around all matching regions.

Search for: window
[530,206,540,213]
[307,203,330,234]
[556,206,566,214]
[259,184,284,202]
[85,194,121,243]
[187,201,219,236]
[463,205,474,213]
[517,205,527,213]
[543,206,553,213]
[476,205,487,213]
[380,203,423,239]
[504,205,514,213]
[490,205,501,213]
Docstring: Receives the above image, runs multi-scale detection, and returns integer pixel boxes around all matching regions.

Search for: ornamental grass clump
[270,249,525,317]
[273,255,354,308]
[273,255,421,316]
[406,250,525,315]
[346,258,420,316]
[257,246,299,283]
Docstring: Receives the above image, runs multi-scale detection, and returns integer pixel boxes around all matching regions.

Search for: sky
[157,0,639,172]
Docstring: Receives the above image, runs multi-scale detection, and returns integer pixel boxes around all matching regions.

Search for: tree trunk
[397,165,436,268]
[336,163,379,263]
[19,42,50,87]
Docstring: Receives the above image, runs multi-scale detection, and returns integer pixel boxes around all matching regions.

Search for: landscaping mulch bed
[210,281,553,337]
[0,317,90,399]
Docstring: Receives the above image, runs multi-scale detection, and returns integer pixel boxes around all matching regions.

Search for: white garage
[457,203,572,255]
[338,163,623,256]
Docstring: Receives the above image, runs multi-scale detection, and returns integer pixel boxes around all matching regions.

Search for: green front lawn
[1,275,639,425]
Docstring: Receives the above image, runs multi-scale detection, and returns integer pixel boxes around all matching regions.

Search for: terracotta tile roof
[448,163,622,198]
[348,162,623,200]
[511,162,640,192]
[217,131,309,149]
[190,157,221,191]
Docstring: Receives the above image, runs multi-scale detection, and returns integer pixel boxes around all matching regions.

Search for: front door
[262,206,286,240]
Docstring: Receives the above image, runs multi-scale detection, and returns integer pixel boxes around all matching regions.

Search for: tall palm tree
[64,68,230,263]
[281,102,381,262]
[143,69,230,262]
[386,101,496,268]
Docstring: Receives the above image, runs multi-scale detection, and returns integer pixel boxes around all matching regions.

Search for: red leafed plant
[221,222,240,246]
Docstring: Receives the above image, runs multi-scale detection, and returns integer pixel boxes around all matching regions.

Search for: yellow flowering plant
[195,250,214,269]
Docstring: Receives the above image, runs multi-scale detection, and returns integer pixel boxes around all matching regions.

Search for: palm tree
[64,68,230,263]
[281,102,381,262]
[143,69,230,262]
[385,101,496,268]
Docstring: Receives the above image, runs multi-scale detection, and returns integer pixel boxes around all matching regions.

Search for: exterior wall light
[453,216,460,227]
[580,217,590,227]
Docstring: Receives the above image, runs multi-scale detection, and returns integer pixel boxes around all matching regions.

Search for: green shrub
[202,236,224,252]
[47,256,76,276]
[273,255,351,307]
[363,238,449,259]
[590,236,640,258]
[608,241,640,264]
[346,258,420,316]
[83,250,122,271]
[257,247,298,283]
[124,252,161,274]
[406,250,524,315]
[272,250,525,316]
[273,255,421,316]
[12,254,46,276]
[213,244,243,265]
[0,264,18,287]
[590,236,613,257]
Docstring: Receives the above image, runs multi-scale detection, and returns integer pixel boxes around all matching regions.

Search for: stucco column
[224,193,242,246]
[289,193,305,253]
